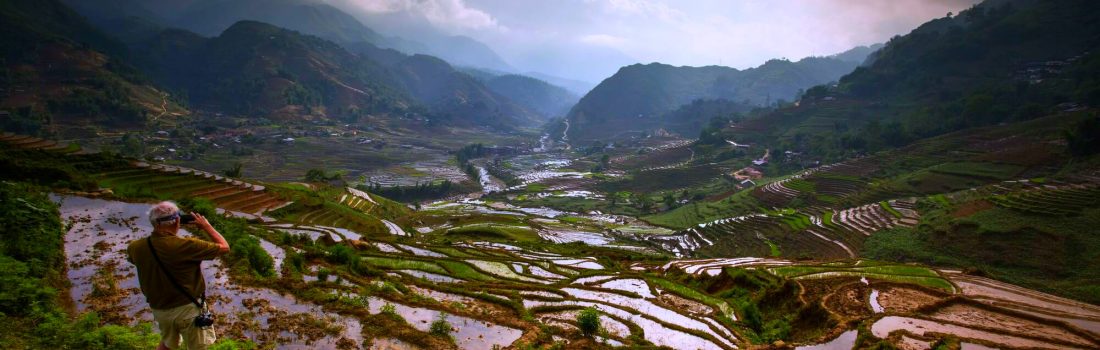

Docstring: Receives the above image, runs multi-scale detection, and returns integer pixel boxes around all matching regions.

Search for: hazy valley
[2,0,1100,350]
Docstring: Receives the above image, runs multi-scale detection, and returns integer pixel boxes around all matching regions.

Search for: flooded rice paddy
[49,191,1100,349]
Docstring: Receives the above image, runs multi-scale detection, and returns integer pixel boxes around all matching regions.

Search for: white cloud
[578,33,626,48]
[344,0,504,31]
[596,0,685,22]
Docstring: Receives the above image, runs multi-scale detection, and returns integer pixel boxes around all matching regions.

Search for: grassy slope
[864,204,1100,304]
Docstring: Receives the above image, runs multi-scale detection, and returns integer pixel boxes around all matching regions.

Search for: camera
[193,310,214,328]
[180,213,196,224]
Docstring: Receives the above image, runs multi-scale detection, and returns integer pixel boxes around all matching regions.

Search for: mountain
[565,54,863,141]
[397,35,515,73]
[0,0,185,136]
[830,43,885,64]
[523,71,597,96]
[482,74,579,118]
[155,0,516,74]
[133,21,539,128]
[135,21,410,118]
[171,0,386,45]
[728,0,1100,161]
[384,54,540,128]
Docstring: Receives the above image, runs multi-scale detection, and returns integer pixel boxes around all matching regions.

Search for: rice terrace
[3,0,1100,349]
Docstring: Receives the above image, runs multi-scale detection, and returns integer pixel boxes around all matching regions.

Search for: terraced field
[0,132,83,153]
[649,197,919,260]
[96,162,290,216]
[7,119,1100,349]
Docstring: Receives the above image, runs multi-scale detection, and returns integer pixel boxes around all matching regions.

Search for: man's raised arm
[191,213,230,255]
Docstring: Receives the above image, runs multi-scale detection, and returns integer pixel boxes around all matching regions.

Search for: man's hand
[191,213,230,255]
[191,212,213,230]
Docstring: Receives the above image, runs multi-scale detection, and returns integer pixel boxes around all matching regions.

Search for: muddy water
[257,237,286,274]
[369,337,424,350]
[396,244,446,257]
[55,195,363,348]
[398,270,462,283]
[525,299,726,349]
[871,316,1069,349]
[561,288,737,347]
[367,297,522,350]
[869,289,884,313]
[537,310,631,337]
[949,274,1100,318]
[598,279,655,298]
[538,228,612,245]
[795,330,856,350]
[374,242,403,253]
[929,304,1094,346]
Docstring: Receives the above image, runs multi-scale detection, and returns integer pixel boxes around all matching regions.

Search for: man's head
[148,201,181,233]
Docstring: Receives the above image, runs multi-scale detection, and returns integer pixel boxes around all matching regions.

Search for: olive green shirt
[127,233,222,310]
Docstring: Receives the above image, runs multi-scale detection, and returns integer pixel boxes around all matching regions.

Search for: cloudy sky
[337,0,981,82]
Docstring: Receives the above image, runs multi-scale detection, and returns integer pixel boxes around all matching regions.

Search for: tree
[576,307,600,337]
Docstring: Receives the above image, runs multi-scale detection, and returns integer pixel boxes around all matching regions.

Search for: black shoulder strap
[147,236,205,309]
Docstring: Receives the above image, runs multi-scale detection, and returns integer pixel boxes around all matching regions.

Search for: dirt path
[561,120,571,149]
[151,91,169,122]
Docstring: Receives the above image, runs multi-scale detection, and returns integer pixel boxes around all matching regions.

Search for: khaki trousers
[151,303,217,349]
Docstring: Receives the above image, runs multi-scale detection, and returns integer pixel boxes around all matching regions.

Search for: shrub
[576,307,600,337]
[286,252,305,273]
[0,256,56,316]
[741,302,763,333]
[429,313,452,338]
[326,244,357,264]
[380,302,402,321]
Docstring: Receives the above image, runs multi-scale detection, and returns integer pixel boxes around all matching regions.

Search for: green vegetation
[181,198,275,277]
[769,262,954,291]
[864,205,1100,303]
[564,56,859,141]
[0,182,162,348]
[429,313,453,339]
[363,257,448,275]
[576,307,600,337]
[879,202,903,218]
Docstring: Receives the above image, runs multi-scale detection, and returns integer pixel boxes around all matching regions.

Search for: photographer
[127,201,230,350]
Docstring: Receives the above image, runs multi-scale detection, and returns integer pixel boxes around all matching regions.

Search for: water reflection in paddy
[367,297,522,350]
[55,195,363,348]
[795,330,856,350]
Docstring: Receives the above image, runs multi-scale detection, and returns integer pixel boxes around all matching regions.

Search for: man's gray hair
[148,201,180,227]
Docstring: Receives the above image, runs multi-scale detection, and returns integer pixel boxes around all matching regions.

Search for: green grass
[445,223,540,242]
[821,211,837,229]
[769,263,952,291]
[429,246,480,258]
[779,214,811,231]
[769,264,940,278]
[644,189,764,229]
[784,179,815,193]
[362,257,449,275]
[437,260,496,281]
[879,201,903,218]
[927,162,1024,181]
[790,271,955,292]
[765,240,781,257]
[863,207,1100,304]
[646,277,733,316]
[929,194,951,207]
